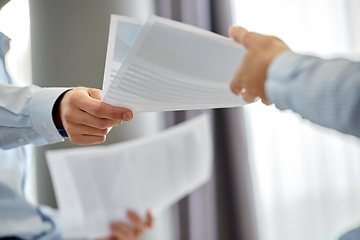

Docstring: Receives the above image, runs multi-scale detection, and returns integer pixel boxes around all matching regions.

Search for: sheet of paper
[102,14,248,112]
[46,114,213,239]
[102,15,144,94]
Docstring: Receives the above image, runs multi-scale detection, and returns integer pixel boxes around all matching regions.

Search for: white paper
[102,15,145,94]
[46,114,213,239]
[102,14,248,112]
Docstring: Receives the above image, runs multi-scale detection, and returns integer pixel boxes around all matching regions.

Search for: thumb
[229,26,249,44]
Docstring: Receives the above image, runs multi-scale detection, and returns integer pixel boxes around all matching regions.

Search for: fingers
[229,26,263,49]
[111,223,133,236]
[146,211,154,228]
[63,107,122,130]
[230,65,264,103]
[69,134,106,145]
[107,210,153,240]
[230,64,245,95]
[58,87,135,145]
[65,123,109,136]
[111,231,128,240]
[228,26,286,104]
[68,88,133,121]
[127,211,146,236]
[239,89,260,103]
[231,82,267,103]
[85,88,133,120]
[261,96,271,105]
[229,26,249,45]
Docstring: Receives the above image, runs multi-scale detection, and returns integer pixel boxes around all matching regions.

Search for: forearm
[266,51,360,137]
[0,84,70,149]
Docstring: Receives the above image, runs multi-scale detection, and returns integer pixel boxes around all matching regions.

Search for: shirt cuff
[265,50,306,110]
[29,87,71,145]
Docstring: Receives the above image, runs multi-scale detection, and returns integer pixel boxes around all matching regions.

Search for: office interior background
[1,0,360,239]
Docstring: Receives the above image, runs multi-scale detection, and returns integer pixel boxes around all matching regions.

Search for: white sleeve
[0,84,70,149]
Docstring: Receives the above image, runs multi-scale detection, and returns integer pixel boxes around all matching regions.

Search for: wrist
[52,89,71,129]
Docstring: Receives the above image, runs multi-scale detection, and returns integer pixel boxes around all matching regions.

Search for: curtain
[231,0,360,239]
[153,1,259,240]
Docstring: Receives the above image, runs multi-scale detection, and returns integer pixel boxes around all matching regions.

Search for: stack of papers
[46,114,213,239]
[102,14,248,112]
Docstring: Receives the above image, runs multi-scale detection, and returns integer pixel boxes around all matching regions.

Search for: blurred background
[1,0,360,239]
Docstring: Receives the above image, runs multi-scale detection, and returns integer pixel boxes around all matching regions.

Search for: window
[231,1,360,239]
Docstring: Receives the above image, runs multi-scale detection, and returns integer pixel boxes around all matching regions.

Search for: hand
[53,87,133,145]
[99,211,154,240]
[229,26,290,104]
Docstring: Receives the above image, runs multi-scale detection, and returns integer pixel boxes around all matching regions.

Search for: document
[102,14,248,112]
[102,15,145,94]
[46,114,213,239]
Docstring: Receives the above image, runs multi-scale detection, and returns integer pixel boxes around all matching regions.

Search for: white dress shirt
[0,32,69,239]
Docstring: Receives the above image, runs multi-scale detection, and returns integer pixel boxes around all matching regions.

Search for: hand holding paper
[98,211,153,240]
[53,87,133,145]
[228,26,290,104]
[46,114,213,239]
[102,15,248,112]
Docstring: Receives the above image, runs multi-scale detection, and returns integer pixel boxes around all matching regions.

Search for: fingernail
[230,25,242,34]
[123,112,133,121]
[254,97,261,102]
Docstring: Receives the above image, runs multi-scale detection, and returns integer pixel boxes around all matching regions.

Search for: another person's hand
[99,210,154,240]
[53,87,133,145]
[229,26,290,104]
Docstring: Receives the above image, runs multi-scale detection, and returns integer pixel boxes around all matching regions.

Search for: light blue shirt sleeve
[266,50,360,138]
[0,84,70,149]
[339,227,360,240]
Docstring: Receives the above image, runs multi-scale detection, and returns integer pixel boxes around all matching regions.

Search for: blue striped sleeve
[266,51,360,138]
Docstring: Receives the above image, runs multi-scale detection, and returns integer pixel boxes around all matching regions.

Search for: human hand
[229,26,290,104]
[99,211,154,240]
[53,87,133,145]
